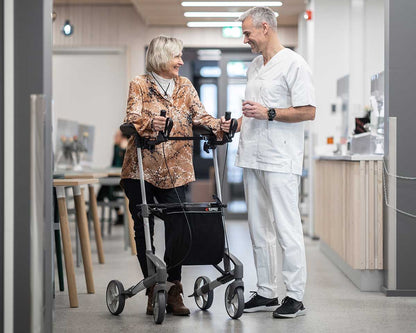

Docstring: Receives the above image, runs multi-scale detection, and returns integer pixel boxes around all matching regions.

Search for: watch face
[268,108,275,121]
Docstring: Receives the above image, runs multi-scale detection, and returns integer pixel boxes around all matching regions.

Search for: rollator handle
[157,110,173,142]
[223,111,237,140]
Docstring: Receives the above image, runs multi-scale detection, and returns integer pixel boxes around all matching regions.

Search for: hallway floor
[54,219,416,333]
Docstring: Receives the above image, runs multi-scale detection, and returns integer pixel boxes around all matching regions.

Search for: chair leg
[101,204,105,236]
[107,207,112,235]
[54,229,65,292]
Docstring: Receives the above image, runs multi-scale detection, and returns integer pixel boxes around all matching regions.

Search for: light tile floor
[54,219,416,333]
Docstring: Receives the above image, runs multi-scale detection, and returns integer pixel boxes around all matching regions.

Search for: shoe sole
[273,309,306,318]
[244,305,277,313]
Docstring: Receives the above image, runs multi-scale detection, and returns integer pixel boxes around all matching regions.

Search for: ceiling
[54,0,308,27]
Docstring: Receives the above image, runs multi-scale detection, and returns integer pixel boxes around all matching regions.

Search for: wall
[299,0,384,148]
[53,50,127,168]
[384,0,416,295]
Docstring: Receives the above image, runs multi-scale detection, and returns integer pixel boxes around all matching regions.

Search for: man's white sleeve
[287,61,316,107]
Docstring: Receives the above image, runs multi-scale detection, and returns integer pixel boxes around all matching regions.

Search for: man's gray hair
[238,7,277,32]
[146,35,183,73]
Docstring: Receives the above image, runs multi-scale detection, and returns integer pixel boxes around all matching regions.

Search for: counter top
[315,154,384,161]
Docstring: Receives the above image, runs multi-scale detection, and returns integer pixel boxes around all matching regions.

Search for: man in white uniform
[235,7,316,318]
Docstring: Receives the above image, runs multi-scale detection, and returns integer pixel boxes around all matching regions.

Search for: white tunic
[235,48,316,175]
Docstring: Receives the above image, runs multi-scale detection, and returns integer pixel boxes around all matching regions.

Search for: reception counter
[313,154,384,291]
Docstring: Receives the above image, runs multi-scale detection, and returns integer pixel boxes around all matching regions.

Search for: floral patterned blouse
[121,74,223,189]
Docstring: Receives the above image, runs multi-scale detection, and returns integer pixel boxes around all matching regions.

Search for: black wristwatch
[267,108,276,121]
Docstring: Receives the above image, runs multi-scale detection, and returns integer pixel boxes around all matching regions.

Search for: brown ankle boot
[166,281,190,316]
[146,286,154,315]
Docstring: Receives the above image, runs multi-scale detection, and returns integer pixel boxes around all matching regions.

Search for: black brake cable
[161,142,193,271]
[220,140,231,264]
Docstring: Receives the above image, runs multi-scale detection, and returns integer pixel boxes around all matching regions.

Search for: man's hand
[151,116,166,132]
[242,100,268,120]
[220,116,231,133]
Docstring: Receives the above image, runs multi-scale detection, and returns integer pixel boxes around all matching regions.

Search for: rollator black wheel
[224,285,244,319]
[153,291,166,324]
[106,280,126,315]
[194,276,214,310]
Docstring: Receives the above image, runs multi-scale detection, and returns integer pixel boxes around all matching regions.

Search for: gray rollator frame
[106,114,244,324]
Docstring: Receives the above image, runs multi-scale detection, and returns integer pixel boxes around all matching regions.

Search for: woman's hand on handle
[220,116,231,133]
[151,116,166,132]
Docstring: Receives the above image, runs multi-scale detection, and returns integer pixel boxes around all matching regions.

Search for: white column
[4,0,14,332]
[348,0,366,136]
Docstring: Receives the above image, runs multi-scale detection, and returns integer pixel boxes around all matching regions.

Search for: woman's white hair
[238,6,277,32]
[146,36,183,73]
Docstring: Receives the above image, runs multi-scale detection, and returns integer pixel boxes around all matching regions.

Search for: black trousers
[120,179,186,282]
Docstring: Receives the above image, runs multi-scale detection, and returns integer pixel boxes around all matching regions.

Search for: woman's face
[159,52,184,79]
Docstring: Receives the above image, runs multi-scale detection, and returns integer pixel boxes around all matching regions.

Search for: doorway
[182,48,255,219]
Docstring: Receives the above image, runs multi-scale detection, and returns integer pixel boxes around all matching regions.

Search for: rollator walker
[105,111,244,324]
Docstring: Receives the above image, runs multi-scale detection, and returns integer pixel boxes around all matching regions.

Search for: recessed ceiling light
[62,20,74,36]
[184,11,278,17]
[187,21,242,27]
[182,2,283,7]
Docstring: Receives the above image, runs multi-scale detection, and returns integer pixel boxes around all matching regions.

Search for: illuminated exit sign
[222,26,242,38]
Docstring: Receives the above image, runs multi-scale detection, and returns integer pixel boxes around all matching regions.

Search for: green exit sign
[222,26,242,38]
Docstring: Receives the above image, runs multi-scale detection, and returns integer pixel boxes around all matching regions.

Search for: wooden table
[65,173,108,264]
[54,178,98,307]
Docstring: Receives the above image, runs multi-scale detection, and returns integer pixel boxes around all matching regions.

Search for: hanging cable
[383,161,416,219]
[383,160,416,180]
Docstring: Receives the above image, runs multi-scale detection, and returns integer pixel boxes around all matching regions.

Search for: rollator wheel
[194,276,214,310]
[153,291,166,324]
[224,285,244,319]
[106,280,126,315]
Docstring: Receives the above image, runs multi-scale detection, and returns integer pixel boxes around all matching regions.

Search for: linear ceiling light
[182,2,283,7]
[187,21,242,27]
[184,11,278,17]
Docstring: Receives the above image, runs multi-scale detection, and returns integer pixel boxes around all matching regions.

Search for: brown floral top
[121,74,223,189]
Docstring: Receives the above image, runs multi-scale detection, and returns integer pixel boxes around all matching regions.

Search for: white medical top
[235,48,316,175]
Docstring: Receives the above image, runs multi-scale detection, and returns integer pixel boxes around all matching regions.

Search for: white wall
[364,0,384,104]
[299,0,384,148]
[53,50,127,168]
[302,0,350,147]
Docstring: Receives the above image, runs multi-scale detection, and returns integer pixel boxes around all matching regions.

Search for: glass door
[218,52,256,219]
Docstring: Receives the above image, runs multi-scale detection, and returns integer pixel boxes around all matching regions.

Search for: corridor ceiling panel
[54,0,308,27]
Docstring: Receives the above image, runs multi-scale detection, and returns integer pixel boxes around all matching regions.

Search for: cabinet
[314,157,383,290]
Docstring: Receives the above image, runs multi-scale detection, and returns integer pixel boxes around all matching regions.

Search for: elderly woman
[120,35,230,316]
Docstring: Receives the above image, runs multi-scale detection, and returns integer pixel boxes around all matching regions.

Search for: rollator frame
[106,112,244,324]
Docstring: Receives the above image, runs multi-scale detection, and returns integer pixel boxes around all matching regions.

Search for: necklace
[151,72,172,97]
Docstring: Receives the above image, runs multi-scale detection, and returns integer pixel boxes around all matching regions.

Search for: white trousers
[243,168,307,301]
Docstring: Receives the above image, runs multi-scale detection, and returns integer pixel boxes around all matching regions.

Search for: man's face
[242,17,265,54]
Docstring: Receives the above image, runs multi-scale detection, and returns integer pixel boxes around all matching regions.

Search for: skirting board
[320,241,384,291]
[381,287,416,297]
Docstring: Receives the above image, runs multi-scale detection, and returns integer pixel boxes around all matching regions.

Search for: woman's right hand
[151,115,166,132]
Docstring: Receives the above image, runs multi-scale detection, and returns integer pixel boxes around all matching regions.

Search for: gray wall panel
[14,0,53,331]
[386,0,416,291]
[1,0,5,329]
